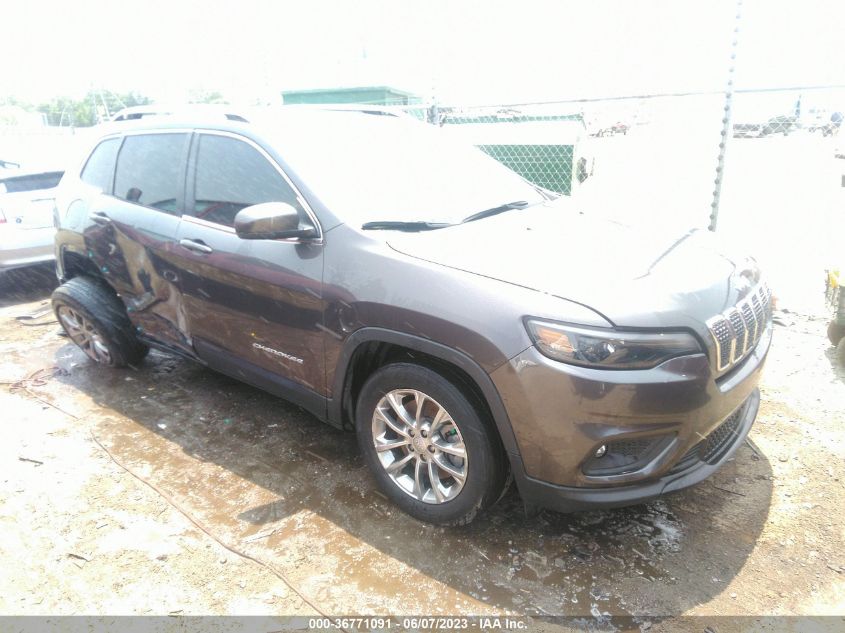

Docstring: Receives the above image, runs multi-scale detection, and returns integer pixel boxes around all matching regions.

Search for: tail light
[0,208,6,224]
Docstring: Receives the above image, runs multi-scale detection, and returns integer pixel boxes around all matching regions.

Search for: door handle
[90,211,112,225]
[179,238,213,254]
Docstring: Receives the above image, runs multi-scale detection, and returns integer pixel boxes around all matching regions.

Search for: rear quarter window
[81,138,121,192]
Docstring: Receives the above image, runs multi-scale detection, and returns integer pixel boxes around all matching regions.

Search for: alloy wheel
[57,306,112,364]
[371,389,468,504]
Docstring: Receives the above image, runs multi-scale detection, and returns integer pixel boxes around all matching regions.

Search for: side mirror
[234,202,317,240]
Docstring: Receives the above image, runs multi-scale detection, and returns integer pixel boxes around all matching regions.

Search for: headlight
[525,318,702,369]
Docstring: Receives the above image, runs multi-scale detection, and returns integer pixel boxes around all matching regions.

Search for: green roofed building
[281,86,422,106]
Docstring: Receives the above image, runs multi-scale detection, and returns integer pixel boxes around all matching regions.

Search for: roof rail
[110,104,252,123]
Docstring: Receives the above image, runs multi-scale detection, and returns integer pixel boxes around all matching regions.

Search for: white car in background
[0,168,64,272]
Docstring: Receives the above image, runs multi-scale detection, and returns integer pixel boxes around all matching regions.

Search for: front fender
[328,327,522,460]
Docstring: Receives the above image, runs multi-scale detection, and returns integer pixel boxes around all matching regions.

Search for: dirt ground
[1,263,843,629]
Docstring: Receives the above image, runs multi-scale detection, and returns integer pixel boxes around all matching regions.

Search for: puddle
[39,342,763,617]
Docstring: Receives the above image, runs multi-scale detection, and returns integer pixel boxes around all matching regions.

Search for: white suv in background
[0,168,64,272]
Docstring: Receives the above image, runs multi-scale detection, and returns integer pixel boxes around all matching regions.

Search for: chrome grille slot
[710,316,733,369]
[707,282,772,372]
[751,294,764,343]
[762,284,773,320]
[740,301,757,345]
[726,308,747,360]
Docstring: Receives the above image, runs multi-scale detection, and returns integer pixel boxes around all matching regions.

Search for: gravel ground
[1,264,843,629]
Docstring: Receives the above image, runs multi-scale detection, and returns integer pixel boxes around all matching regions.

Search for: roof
[100,104,420,133]
[89,106,417,142]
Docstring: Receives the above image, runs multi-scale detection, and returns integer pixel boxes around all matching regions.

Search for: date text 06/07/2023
[307,616,529,630]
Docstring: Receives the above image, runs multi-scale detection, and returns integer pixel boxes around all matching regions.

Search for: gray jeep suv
[51,108,772,525]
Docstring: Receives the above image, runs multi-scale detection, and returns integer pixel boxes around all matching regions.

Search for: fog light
[582,434,676,477]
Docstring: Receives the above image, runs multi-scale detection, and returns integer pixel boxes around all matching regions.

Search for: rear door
[83,132,193,353]
[172,131,326,402]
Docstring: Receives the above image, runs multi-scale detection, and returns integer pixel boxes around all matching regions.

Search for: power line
[465,83,845,109]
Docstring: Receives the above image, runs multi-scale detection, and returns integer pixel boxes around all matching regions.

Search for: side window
[114,133,189,214]
[80,138,121,192]
[189,134,302,228]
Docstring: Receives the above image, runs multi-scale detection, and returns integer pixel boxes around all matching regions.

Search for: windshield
[262,111,546,225]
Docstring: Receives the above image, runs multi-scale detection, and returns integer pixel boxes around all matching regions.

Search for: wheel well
[341,341,499,443]
[62,250,104,281]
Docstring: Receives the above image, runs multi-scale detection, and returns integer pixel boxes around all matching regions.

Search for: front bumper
[0,226,55,271]
[513,389,759,512]
[491,323,771,511]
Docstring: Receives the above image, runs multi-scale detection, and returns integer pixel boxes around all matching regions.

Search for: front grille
[669,401,748,474]
[706,281,772,372]
[670,442,704,474]
[701,406,744,462]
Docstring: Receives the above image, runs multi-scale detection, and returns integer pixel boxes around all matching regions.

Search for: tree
[37,96,93,126]
[187,89,229,105]
[35,90,152,126]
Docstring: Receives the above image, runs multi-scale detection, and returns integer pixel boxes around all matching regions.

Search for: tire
[52,276,149,367]
[828,321,845,346]
[837,338,845,365]
[355,363,508,526]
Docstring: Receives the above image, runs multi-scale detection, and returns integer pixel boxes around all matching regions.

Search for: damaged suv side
[52,109,772,525]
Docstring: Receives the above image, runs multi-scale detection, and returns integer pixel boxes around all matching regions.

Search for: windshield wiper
[361,220,453,232]
[363,199,540,231]
[462,200,530,224]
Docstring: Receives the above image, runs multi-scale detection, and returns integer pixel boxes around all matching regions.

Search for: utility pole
[428,79,439,125]
[709,0,743,232]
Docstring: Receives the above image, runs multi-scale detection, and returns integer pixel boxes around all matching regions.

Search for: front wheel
[356,363,508,525]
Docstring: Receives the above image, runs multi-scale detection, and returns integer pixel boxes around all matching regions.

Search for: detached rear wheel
[356,363,508,525]
[52,276,149,368]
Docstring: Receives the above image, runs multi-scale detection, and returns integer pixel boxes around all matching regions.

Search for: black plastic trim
[194,338,327,421]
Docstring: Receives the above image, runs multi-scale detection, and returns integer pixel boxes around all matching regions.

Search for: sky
[1,0,843,107]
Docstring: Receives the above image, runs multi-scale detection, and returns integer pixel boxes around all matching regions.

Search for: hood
[386,203,751,329]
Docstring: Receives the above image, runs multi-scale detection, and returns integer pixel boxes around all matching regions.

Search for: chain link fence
[731,93,843,138]
[433,108,585,196]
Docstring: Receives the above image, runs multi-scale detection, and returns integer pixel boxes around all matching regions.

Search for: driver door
[170,131,326,403]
